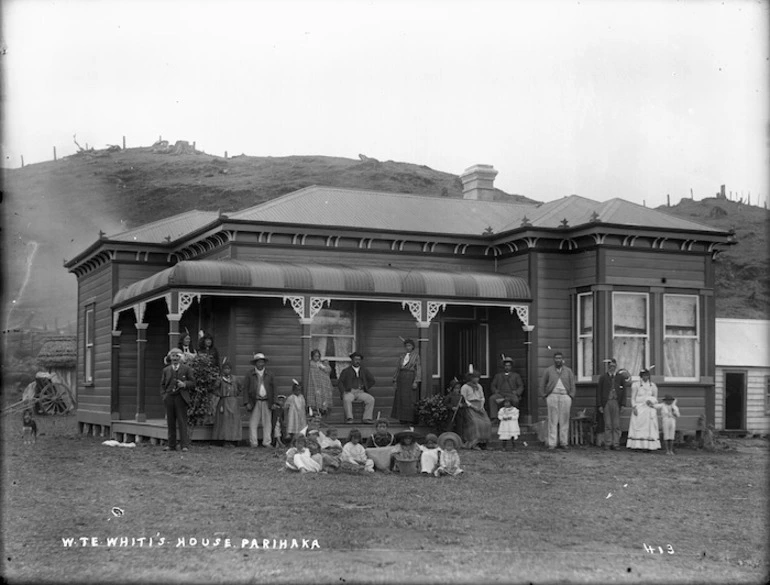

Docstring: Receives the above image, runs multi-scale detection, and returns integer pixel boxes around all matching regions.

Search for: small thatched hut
[36,336,77,397]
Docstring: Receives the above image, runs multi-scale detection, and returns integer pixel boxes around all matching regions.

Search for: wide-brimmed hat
[662,394,675,402]
[349,351,364,360]
[437,431,462,450]
[394,429,422,443]
[501,356,514,365]
[403,338,416,347]
[249,352,268,363]
[275,394,287,401]
[639,368,651,376]
[166,348,183,359]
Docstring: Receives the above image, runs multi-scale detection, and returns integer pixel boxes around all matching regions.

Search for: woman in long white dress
[626,368,661,450]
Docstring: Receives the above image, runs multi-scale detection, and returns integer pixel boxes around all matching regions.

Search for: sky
[1,0,768,208]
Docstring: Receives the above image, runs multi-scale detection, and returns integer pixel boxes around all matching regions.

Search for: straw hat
[249,352,268,363]
[437,431,462,450]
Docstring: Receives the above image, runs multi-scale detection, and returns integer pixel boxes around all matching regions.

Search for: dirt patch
[1,414,768,583]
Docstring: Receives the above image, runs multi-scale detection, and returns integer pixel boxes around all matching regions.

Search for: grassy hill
[2,146,768,334]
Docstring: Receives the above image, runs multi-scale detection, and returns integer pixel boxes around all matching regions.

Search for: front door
[443,322,482,386]
[724,371,746,430]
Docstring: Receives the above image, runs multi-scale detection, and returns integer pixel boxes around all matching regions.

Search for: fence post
[123,136,126,149]
[21,155,24,167]
[53,146,57,161]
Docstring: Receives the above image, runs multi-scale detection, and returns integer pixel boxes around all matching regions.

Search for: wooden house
[64,164,735,441]
[715,318,770,435]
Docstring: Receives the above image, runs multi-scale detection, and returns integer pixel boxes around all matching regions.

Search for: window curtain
[664,339,696,377]
[613,337,645,376]
[579,338,593,378]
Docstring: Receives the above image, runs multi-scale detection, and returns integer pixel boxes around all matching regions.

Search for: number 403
[643,543,675,554]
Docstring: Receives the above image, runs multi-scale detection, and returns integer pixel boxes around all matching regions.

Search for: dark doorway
[443,322,481,386]
[724,371,746,430]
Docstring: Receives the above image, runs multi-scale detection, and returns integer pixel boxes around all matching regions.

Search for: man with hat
[160,348,196,452]
[244,352,276,448]
[488,356,524,422]
[337,352,376,423]
[596,358,629,450]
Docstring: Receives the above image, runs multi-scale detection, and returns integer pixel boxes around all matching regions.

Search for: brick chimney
[461,164,498,201]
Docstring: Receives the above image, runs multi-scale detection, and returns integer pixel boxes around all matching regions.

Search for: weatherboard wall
[75,263,114,426]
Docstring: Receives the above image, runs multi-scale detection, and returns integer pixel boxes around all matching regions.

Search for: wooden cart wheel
[38,382,70,415]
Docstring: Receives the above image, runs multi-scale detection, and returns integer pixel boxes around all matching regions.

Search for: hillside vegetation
[2,146,767,333]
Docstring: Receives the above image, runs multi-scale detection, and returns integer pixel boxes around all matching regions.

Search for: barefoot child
[285,435,322,473]
[435,435,463,476]
[420,433,441,475]
[497,398,520,450]
[341,429,375,473]
[283,380,307,442]
[658,394,680,454]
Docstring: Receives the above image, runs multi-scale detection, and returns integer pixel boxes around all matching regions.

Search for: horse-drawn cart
[3,372,76,416]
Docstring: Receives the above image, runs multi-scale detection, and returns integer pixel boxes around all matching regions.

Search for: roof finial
[590,211,601,223]
[560,218,570,229]
[520,216,531,227]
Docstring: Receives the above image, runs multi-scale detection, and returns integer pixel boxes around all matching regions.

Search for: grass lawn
[2,413,768,584]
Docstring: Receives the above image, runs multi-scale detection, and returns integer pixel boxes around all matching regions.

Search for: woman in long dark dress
[391,338,421,424]
[460,370,491,449]
[211,359,242,446]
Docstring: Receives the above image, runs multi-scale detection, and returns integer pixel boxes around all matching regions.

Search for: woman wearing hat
[391,338,422,424]
[626,368,661,451]
[460,367,491,450]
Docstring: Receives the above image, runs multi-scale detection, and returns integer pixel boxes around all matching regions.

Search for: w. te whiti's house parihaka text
[61,536,321,549]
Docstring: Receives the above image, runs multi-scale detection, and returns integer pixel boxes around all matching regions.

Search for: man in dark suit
[244,352,276,447]
[160,348,196,452]
[337,351,375,424]
[597,357,628,450]
[488,356,524,421]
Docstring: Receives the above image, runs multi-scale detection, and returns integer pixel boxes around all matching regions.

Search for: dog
[22,410,37,445]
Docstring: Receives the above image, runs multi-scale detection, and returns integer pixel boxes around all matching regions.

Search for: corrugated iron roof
[715,318,770,368]
[105,188,725,246]
[108,210,219,243]
[228,186,536,235]
[498,195,724,233]
[113,260,531,306]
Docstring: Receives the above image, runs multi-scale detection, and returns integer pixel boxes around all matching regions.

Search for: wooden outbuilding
[715,318,770,435]
[35,335,77,396]
[64,164,735,441]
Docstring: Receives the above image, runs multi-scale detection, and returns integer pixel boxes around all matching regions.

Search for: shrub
[417,394,451,433]
[187,354,218,427]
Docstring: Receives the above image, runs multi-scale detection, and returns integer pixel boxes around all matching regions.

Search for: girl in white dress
[626,369,661,451]
[497,398,521,450]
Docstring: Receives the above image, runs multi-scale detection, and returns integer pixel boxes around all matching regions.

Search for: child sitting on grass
[390,429,422,473]
[435,436,463,477]
[341,429,374,473]
[497,398,520,451]
[285,435,323,473]
[420,433,441,475]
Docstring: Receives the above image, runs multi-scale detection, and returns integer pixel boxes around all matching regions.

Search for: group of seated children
[284,418,462,476]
